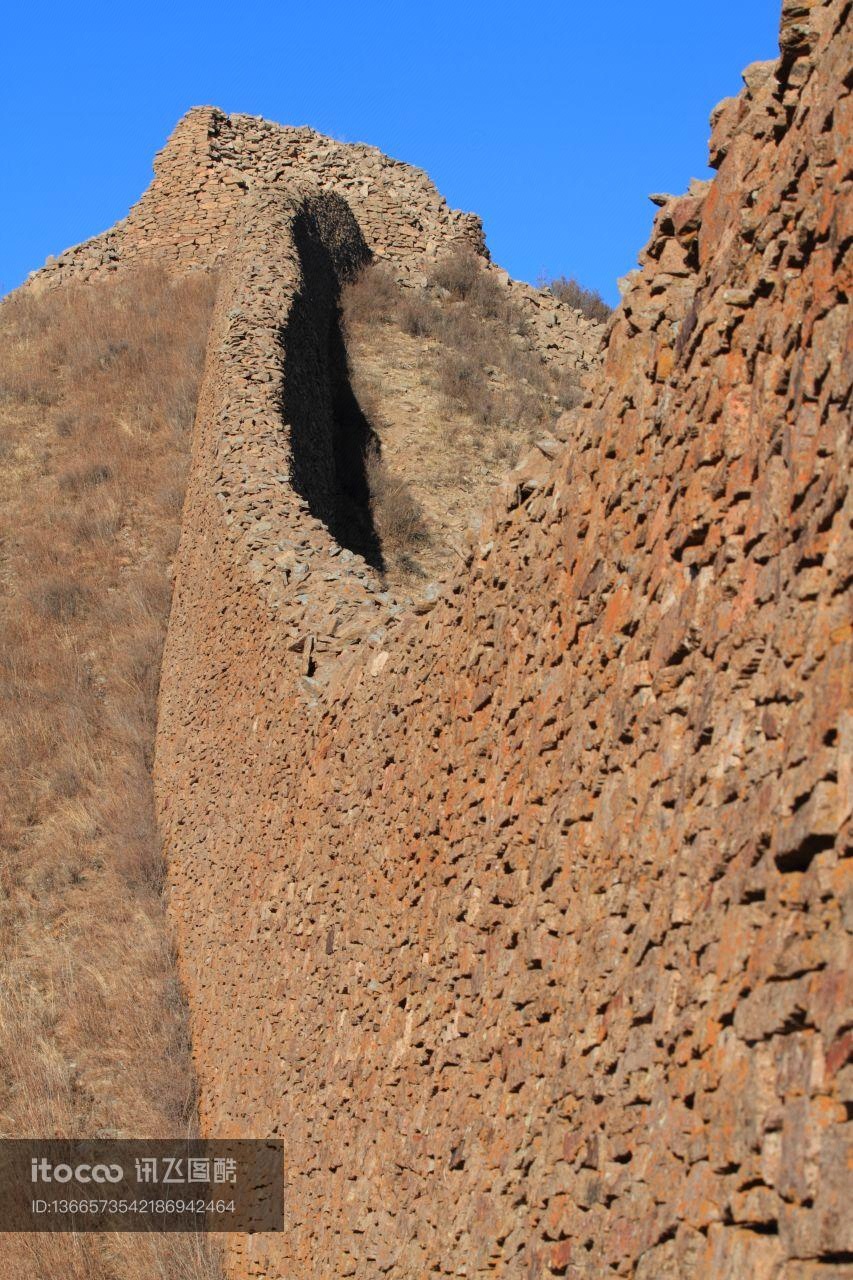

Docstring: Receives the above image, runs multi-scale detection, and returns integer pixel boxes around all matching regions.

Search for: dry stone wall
[34,108,484,281]
[30,107,600,372]
[155,2,851,1276]
[167,181,409,683]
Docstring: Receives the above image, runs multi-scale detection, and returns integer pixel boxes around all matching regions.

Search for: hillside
[341,254,597,582]
[2,0,851,1277]
[0,269,220,1279]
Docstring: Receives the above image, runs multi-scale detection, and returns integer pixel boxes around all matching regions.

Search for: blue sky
[2,1,781,302]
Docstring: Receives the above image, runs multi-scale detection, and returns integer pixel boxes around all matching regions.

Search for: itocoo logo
[31,1159,123,1184]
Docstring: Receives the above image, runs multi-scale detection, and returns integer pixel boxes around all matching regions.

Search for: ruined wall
[30,107,599,372]
[155,2,851,1276]
[34,108,484,281]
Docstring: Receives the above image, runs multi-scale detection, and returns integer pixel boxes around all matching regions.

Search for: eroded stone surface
[154,2,851,1276]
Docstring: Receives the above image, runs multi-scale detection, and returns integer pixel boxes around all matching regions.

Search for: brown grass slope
[0,268,221,1280]
[341,249,593,583]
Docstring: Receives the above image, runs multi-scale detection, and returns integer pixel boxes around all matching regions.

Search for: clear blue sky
[2,1,782,302]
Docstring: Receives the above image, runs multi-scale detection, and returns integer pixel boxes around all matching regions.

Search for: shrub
[437,350,491,420]
[340,261,401,328]
[32,579,87,621]
[58,461,112,493]
[398,291,439,338]
[341,262,443,340]
[551,366,582,410]
[366,443,429,559]
[428,246,482,299]
[545,275,613,323]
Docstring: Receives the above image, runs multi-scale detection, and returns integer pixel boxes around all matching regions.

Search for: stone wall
[30,107,600,372]
[155,2,851,1276]
[34,108,484,281]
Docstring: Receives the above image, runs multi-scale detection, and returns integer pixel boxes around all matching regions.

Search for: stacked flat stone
[30,107,601,375]
[154,2,852,1277]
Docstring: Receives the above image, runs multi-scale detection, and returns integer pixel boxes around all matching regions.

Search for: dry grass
[340,249,585,581]
[0,266,222,1280]
[542,274,613,323]
[341,249,580,449]
[364,442,429,572]
[336,261,401,326]
[428,247,481,299]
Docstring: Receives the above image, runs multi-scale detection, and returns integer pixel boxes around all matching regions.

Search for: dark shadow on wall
[281,206,384,572]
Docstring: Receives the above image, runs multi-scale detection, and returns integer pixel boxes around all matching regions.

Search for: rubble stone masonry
[154,1,851,1275]
[31,106,600,374]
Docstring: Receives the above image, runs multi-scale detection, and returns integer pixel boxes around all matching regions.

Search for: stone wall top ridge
[27,105,602,373]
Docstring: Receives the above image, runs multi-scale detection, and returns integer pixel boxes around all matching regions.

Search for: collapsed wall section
[156,2,851,1276]
[34,108,485,284]
[30,108,601,372]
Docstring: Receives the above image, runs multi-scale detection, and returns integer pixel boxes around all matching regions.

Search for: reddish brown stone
[148,2,851,1276]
